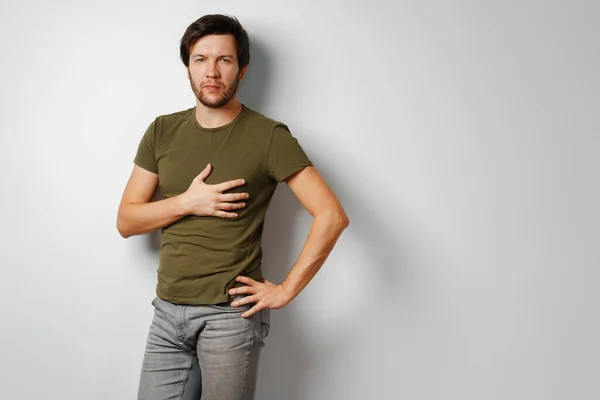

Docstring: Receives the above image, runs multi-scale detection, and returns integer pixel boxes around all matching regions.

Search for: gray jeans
[137,295,270,400]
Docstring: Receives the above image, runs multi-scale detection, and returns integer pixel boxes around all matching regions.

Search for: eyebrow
[191,54,235,58]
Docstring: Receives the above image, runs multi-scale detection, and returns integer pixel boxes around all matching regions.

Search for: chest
[155,130,271,198]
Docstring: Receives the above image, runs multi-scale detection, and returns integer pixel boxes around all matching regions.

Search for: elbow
[334,213,350,235]
[116,214,132,239]
[116,222,130,239]
[319,208,350,231]
[341,213,350,229]
[340,212,350,230]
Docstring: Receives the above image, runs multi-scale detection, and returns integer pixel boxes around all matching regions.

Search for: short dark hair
[179,14,250,70]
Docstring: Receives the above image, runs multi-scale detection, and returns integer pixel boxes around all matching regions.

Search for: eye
[220,58,231,63]
[195,58,204,63]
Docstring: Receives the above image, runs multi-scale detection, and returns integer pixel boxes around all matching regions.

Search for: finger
[231,295,258,308]
[214,178,246,192]
[217,192,250,202]
[215,202,246,211]
[229,285,256,296]
[214,210,239,219]
[196,163,212,182]
[235,276,258,286]
[242,304,262,319]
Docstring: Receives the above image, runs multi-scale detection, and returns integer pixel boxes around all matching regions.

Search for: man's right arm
[116,165,188,238]
[116,163,249,238]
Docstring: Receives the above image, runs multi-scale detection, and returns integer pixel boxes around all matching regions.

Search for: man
[117,14,349,400]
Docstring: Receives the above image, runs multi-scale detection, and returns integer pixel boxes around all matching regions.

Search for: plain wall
[1,0,598,399]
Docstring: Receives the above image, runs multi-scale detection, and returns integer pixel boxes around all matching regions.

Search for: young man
[117,14,349,400]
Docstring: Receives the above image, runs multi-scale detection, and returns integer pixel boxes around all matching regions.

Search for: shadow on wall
[237,37,272,111]
[255,186,313,400]
[306,146,406,292]
[255,142,408,399]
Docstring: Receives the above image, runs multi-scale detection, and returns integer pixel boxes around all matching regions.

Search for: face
[187,34,246,109]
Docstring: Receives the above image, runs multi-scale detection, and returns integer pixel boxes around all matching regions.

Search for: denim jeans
[137,295,270,400]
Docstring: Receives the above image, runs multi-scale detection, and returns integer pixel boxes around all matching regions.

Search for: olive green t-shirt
[133,105,313,305]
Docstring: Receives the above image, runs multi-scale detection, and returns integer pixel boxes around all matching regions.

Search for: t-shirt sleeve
[133,119,158,174]
[266,124,313,182]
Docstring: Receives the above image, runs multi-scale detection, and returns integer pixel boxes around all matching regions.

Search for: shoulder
[154,107,195,130]
[240,106,288,134]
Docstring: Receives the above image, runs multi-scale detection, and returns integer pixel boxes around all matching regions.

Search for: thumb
[196,163,212,182]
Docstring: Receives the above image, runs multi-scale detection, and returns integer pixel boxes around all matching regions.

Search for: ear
[238,65,248,81]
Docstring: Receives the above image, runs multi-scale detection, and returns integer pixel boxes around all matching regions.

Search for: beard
[189,74,240,109]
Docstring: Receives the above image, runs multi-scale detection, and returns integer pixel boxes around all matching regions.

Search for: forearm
[117,195,189,238]
[281,211,349,300]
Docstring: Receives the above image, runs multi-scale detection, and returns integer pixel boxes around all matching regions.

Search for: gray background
[0,0,598,399]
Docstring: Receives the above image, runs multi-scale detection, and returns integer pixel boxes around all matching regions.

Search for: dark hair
[179,14,250,69]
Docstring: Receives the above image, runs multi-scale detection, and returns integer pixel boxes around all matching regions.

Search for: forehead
[190,34,237,56]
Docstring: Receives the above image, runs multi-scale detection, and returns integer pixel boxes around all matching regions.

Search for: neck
[194,97,243,129]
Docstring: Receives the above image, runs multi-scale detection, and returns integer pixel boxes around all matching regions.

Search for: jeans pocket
[260,308,271,339]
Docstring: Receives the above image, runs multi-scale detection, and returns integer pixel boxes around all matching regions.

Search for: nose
[205,60,219,78]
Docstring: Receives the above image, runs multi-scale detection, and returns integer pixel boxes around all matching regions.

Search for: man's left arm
[229,166,350,317]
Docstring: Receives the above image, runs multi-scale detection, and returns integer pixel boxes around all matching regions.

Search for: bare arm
[230,166,350,316]
[117,163,249,238]
[116,165,188,238]
[279,166,349,298]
